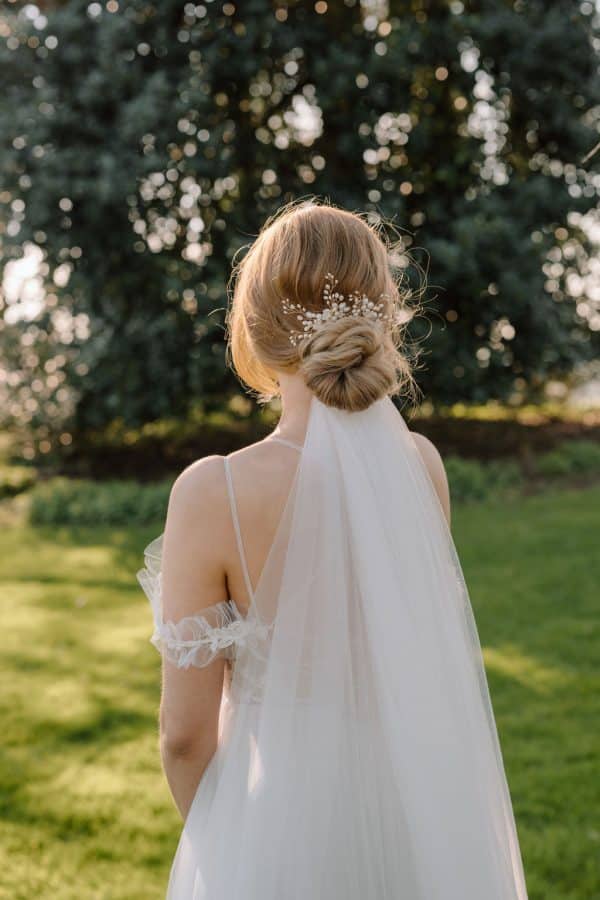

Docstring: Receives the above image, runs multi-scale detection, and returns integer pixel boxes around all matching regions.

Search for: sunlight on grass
[1,490,599,898]
[482,646,575,694]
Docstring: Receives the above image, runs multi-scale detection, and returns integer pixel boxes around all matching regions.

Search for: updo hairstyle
[227,199,417,412]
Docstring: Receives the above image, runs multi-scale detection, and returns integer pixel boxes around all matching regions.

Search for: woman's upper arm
[410,432,451,527]
[159,455,231,749]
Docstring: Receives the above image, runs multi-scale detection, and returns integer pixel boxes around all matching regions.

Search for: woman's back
[171,419,447,622]
[220,434,306,614]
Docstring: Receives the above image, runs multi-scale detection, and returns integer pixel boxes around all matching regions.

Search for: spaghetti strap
[268,435,304,452]
[223,457,255,604]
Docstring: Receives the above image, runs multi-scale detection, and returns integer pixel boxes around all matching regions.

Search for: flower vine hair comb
[282,272,396,347]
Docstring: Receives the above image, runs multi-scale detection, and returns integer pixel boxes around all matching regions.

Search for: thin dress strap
[268,435,304,452]
[223,457,255,604]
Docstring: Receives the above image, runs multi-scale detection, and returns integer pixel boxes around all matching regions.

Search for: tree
[0,0,598,448]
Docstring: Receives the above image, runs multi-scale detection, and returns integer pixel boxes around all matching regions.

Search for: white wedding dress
[137,394,528,899]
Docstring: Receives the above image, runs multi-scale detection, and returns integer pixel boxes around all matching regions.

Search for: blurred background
[0,2,599,898]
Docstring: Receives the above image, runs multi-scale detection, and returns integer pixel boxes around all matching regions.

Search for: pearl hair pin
[282,272,395,347]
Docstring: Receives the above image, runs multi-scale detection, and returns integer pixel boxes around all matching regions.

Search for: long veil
[166,394,528,899]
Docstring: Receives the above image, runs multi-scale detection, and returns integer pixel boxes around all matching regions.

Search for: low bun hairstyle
[299,318,403,413]
[227,199,418,413]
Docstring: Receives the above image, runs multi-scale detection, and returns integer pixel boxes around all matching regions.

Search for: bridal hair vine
[282,272,395,347]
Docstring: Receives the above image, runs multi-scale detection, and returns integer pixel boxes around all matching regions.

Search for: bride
[138,200,529,898]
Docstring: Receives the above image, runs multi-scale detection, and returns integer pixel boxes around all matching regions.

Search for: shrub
[29,477,171,527]
[535,440,600,478]
[445,458,489,504]
[445,457,522,505]
[0,464,37,499]
[22,437,600,526]
[484,459,523,495]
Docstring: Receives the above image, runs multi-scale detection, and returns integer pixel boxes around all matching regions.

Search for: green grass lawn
[1,488,599,899]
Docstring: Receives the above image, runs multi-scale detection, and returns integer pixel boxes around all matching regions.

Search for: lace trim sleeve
[136,532,264,670]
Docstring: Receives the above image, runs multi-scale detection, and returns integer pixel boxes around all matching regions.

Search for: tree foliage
[0,0,599,447]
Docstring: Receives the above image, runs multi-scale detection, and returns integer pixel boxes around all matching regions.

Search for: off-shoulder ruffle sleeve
[136,532,269,670]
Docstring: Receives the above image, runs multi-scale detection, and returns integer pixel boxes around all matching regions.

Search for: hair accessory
[282,273,394,347]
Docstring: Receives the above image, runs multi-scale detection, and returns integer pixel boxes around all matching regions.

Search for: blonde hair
[226,199,418,413]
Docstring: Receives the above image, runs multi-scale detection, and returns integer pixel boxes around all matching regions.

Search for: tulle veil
[164,393,528,899]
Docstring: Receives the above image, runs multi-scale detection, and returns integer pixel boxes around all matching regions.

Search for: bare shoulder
[169,454,228,517]
[166,439,292,535]
[410,432,445,475]
[410,432,451,526]
[160,455,231,619]
[164,441,299,613]
[165,454,231,560]
[168,437,295,525]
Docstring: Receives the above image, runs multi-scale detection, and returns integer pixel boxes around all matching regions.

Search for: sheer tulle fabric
[138,395,528,899]
[138,536,271,669]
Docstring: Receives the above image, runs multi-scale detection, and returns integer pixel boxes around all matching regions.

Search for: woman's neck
[272,373,313,445]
